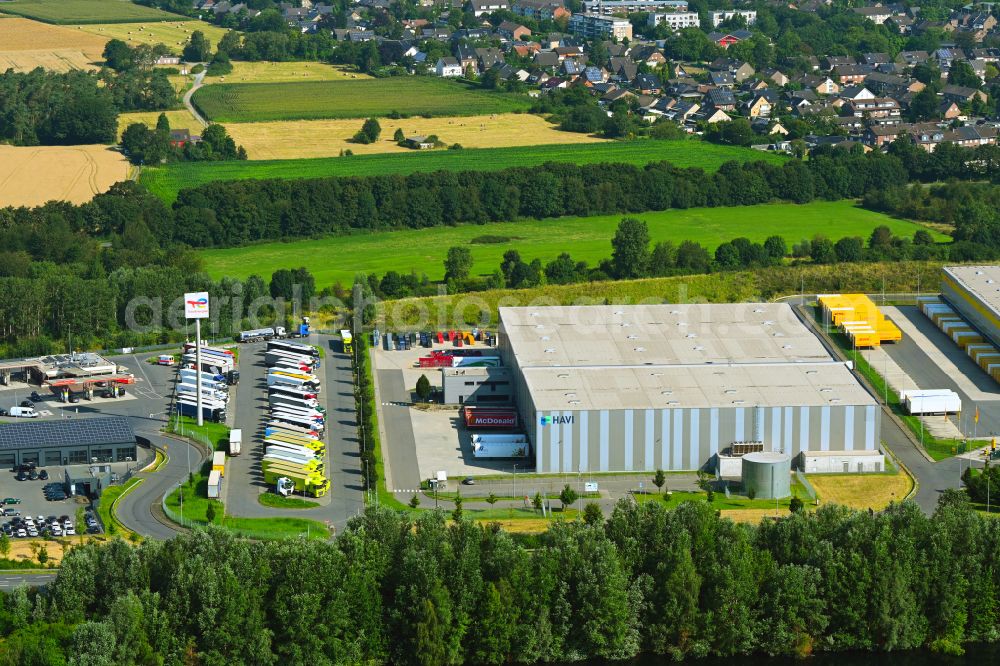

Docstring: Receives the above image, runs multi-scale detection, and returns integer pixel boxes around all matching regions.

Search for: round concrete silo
[741,452,792,500]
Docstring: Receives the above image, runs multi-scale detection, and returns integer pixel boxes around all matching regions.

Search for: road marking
[37,410,52,416]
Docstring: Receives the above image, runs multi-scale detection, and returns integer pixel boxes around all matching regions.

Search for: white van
[8,406,38,418]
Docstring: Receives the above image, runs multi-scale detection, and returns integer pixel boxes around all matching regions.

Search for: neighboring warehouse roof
[942,265,1000,319]
[0,416,135,451]
[499,304,877,411]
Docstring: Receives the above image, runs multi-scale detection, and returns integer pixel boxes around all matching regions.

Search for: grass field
[0,17,106,71]
[118,109,199,138]
[809,473,913,509]
[225,114,606,160]
[140,139,786,202]
[199,201,947,286]
[0,144,130,206]
[0,0,180,24]
[208,60,370,84]
[74,20,231,54]
[191,77,534,122]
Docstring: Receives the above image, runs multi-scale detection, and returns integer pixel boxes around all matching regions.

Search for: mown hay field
[191,77,534,122]
[0,0,179,24]
[74,20,231,54]
[809,473,914,510]
[0,17,106,71]
[0,144,130,206]
[117,109,200,138]
[199,201,946,287]
[207,60,370,84]
[224,114,606,159]
[140,139,786,202]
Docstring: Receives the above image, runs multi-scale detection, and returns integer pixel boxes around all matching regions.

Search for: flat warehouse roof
[0,416,135,451]
[500,303,831,367]
[522,361,874,411]
[943,265,1000,316]
[500,304,876,411]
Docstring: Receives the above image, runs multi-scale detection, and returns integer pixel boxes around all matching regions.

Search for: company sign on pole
[184,292,210,319]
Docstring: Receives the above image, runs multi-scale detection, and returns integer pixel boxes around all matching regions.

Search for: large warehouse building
[0,416,137,467]
[941,265,1000,347]
[498,304,880,473]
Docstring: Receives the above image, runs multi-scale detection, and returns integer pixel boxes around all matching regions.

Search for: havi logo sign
[540,415,574,426]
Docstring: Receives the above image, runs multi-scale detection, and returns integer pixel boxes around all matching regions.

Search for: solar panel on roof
[0,416,134,450]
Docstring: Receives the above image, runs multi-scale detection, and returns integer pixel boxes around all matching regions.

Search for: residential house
[609,57,638,82]
[706,88,737,111]
[666,100,700,123]
[635,73,661,94]
[404,136,435,149]
[800,74,840,95]
[839,85,875,101]
[511,0,570,21]
[741,78,769,93]
[703,108,732,123]
[631,44,666,68]
[834,64,872,85]
[169,129,199,147]
[823,55,856,71]
[861,125,906,148]
[498,21,531,41]
[562,58,585,77]
[941,84,988,104]
[470,0,509,16]
[946,124,998,147]
[898,50,930,66]
[940,100,963,119]
[534,50,560,70]
[864,71,923,97]
[580,66,607,85]
[540,76,568,91]
[909,125,946,152]
[710,71,735,87]
[511,42,541,58]
[436,57,463,77]
[853,6,892,24]
[764,69,789,86]
[862,52,892,66]
[707,31,751,48]
[844,96,901,120]
[456,44,479,73]
[476,48,504,71]
[744,93,773,118]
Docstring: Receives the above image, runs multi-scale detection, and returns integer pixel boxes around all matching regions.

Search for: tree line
[0,492,995,664]
[120,113,247,165]
[167,147,910,248]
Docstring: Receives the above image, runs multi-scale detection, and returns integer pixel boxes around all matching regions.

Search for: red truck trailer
[463,406,518,429]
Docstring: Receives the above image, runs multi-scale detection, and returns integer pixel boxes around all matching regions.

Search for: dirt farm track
[0,144,131,207]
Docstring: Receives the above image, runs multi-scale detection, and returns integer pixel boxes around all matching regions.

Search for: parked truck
[262,467,329,497]
[471,433,530,458]
[902,389,962,415]
[207,470,222,498]
[270,412,325,432]
[267,339,319,358]
[268,385,319,401]
[175,398,225,423]
[212,451,226,476]
[268,394,323,412]
[263,455,324,474]
[265,422,322,439]
[463,406,518,429]
[265,435,324,454]
[238,327,286,343]
[341,330,353,355]
[228,429,242,456]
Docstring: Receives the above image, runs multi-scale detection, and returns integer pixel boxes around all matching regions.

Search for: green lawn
[258,493,319,509]
[191,77,533,122]
[634,484,813,511]
[99,477,143,538]
[166,472,329,539]
[140,139,785,203]
[169,415,230,452]
[0,0,180,23]
[199,201,947,286]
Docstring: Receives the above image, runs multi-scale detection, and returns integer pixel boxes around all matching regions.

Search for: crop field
[117,109,199,137]
[224,114,606,160]
[190,77,534,122]
[74,20,231,54]
[0,0,179,24]
[208,60,370,84]
[0,17,107,71]
[199,201,947,286]
[0,144,131,206]
[140,139,786,202]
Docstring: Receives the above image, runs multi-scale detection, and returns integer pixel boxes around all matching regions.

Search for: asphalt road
[375,368,422,492]
[225,335,363,531]
[0,572,57,590]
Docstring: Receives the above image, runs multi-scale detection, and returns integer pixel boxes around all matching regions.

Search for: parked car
[67,393,80,404]
[462,477,475,485]
[15,529,25,538]
[29,391,43,402]
[27,470,38,481]
[3,498,21,504]
[156,354,176,366]
[0,409,7,417]
[38,470,48,480]
[15,472,27,482]
[19,400,32,408]
[64,526,75,536]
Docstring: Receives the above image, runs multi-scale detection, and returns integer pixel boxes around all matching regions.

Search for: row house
[511,0,571,21]
[844,96,901,121]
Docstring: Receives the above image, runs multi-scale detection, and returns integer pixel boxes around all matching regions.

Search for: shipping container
[463,406,518,429]
[904,391,961,415]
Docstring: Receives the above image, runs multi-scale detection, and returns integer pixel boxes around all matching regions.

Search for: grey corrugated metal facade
[526,403,878,473]
[441,367,513,405]
[499,304,880,473]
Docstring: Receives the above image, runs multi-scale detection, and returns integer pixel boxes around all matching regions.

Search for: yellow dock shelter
[819,294,903,348]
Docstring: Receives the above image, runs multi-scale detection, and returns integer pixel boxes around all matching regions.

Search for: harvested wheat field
[74,20,229,54]
[0,144,130,206]
[0,17,106,71]
[225,114,606,160]
[117,109,200,137]
[208,60,370,84]
[809,473,914,510]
